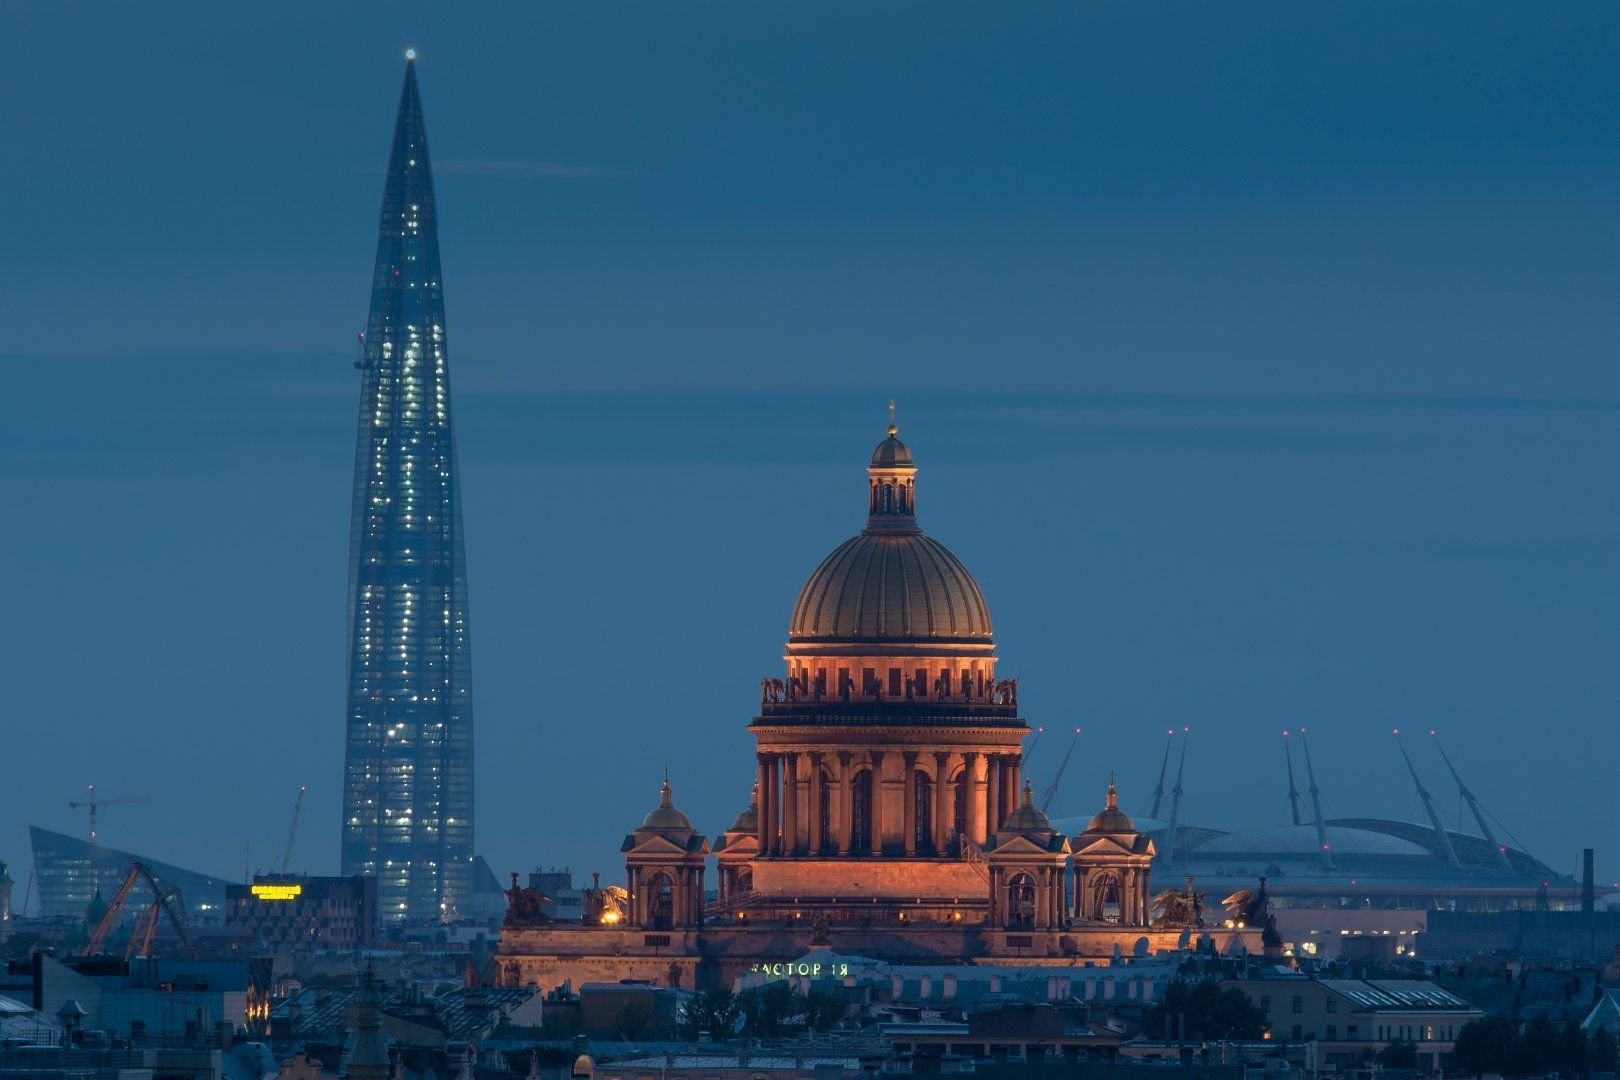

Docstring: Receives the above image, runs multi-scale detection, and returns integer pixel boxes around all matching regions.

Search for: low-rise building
[224,875,378,952]
[1221,975,1481,1073]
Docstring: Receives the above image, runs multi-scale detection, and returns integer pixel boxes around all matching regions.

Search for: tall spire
[341,53,475,926]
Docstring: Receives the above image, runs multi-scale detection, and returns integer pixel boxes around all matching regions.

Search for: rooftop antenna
[1431,730,1514,871]
[1038,728,1081,813]
[1164,727,1189,865]
[1394,729,1462,868]
[1148,729,1174,820]
[1297,728,1335,868]
[1282,730,1303,827]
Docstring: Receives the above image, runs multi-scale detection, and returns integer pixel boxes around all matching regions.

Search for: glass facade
[28,826,230,920]
[340,57,474,925]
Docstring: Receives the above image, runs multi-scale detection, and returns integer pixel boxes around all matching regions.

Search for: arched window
[1007,873,1037,929]
[647,873,675,930]
[914,771,933,852]
[1091,872,1123,923]
[734,867,753,894]
[851,770,873,852]
[881,483,894,513]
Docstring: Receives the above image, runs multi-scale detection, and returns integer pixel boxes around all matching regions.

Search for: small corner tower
[1071,775,1155,926]
[984,781,1070,930]
[622,778,710,930]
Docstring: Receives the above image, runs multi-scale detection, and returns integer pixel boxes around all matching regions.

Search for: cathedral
[497,421,1261,990]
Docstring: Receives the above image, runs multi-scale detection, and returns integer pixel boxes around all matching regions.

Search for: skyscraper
[341,53,474,924]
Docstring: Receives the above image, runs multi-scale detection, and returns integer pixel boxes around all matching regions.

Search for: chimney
[1583,849,1595,915]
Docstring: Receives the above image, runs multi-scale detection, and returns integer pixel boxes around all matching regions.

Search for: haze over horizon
[2,2,1617,898]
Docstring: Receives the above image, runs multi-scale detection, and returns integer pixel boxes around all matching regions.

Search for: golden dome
[1083,775,1136,835]
[790,533,991,644]
[1001,780,1054,834]
[789,420,992,646]
[728,783,760,833]
[640,778,693,832]
[870,430,914,467]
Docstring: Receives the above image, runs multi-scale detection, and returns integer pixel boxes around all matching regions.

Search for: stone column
[902,752,918,855]
[1000,758,1015,824]
[807,753,824,855]
[1008,755,1021,806]
[986,756,1002,832]
[627,867,638,925]
[967,753,987,844]
[757,753,772,854]
[781,752,799,856]
[933,752,952,853]
[1035,867,1050,929]
[836,752,853,855]
[868,751,886,856]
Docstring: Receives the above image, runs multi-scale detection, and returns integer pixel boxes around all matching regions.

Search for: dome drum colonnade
[739,419,1030,898]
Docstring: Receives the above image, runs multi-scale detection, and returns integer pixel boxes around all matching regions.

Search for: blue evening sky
[2,2,1617,891]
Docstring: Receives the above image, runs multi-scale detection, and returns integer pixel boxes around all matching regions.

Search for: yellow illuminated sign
[251,884,303,901]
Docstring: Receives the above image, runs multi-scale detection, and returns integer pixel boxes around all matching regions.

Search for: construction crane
[281,786,307,873]
[67,786,150,845]
[1038,728,1081,813]
[81,860,195,959]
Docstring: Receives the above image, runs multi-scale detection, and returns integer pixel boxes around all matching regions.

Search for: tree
[1514,1014,1557,1077]
[1143,980,1265,1042]
[740,982,804,1038]
[803,989,844,1033]
[1454,1016,1516,1078]
[680,988,741,1040]
[1207,988,1267,1040]
[1589,1027,1618,1073]
[1553,1019,1589,1079]
[1378,1039,1418,1069]
[612,1001,651,1041]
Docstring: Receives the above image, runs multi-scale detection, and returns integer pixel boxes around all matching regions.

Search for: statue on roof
[1151,878,1205,928]
[503,873,553,928]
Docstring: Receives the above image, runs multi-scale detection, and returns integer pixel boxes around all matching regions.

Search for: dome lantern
[865,402,919,534]
[787,412,993,648]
